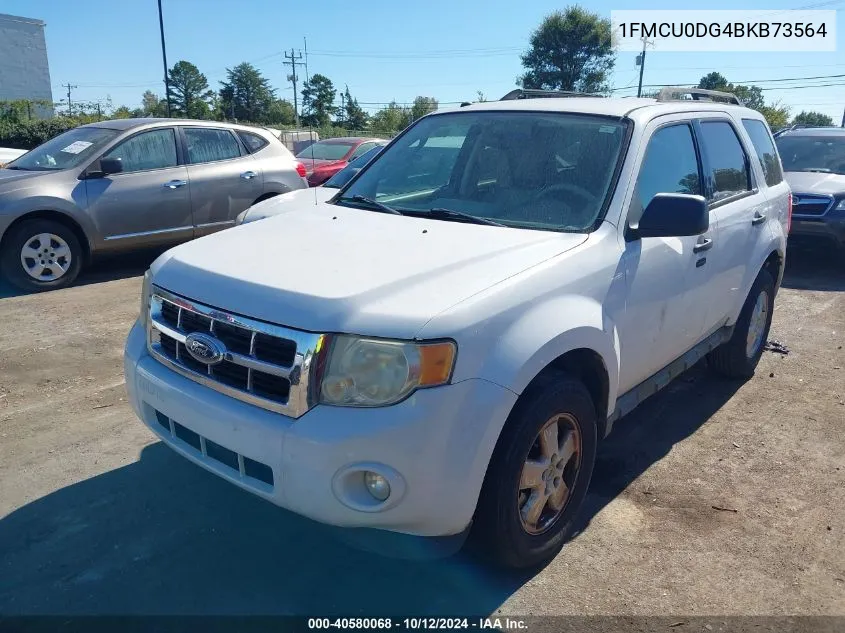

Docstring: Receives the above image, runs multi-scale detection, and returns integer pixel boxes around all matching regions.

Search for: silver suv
[0,119,308,291]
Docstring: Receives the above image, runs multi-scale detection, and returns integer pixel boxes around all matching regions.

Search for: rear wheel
[708,268,775,379]
[1,219,83,292]
[472,373,597,569]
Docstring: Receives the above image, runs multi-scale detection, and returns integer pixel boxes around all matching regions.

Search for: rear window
[742,119,783,186]
[296,142,354,161]
[238,131,269,154]
[698,121,752,202]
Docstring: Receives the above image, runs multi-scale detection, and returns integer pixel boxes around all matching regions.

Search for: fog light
[364,471,390,501]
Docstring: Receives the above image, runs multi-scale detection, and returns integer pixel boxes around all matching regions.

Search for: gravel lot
[0,248,843,617]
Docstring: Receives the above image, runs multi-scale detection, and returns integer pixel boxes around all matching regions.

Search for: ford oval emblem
[184,333,226,365]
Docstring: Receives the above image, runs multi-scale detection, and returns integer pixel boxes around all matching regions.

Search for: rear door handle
[240,171,257,180]
[163,179,187,189]
[693,237,713,253]
[752,211,767,225]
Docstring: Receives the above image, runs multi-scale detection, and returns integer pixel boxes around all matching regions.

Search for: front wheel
[708,268,776,379]
[1,219,83,292]
[472,373,598,569]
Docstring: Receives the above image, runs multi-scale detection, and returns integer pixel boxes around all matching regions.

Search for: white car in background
[236,144,384,224]
[0,147,26,166]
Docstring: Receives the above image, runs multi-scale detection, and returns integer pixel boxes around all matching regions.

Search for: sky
[3,0,845,123]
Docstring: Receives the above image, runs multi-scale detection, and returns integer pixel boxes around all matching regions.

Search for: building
[0,13,53,117]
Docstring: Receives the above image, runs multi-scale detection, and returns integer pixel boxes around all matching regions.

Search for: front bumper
[124,320,517,537]
[790,210,845,249]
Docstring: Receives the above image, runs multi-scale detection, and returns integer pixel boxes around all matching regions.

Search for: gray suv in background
[0,119,308,291]
[775,127,845,256]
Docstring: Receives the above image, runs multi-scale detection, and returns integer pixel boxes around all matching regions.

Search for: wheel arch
[1,210,92,265]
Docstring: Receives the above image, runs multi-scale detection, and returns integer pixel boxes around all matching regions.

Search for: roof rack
[656,87,742,105]
[500,88,602,101]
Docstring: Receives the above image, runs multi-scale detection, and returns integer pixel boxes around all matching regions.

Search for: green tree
[792,111,834,127]
[219,62,275,122]
[410,96,438,122]
[267,99,297,126]
[759,102,791,130]
[301,73,337,128]
[167,60,213,119]
[141,90,167,117]
[370,102,412,135]
[697,73,788,127]
[112,105,133,119]
[476,90,487,103]
[519,6,615,93]
[342,86,368,130]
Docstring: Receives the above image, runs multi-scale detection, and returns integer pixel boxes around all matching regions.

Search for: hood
[151,203,587,339]
[783,171,845,196]
[241,187,335,223]
[0,168,59,197]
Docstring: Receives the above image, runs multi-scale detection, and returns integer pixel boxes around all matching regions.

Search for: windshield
[7,126,119,171]
[775,135,845,175]
[323,146,384,188]
[337,111,627,232]
[296,141,354,161]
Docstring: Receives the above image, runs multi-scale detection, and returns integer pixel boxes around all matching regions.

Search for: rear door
[85,127,193,249]
[693,116,770,332]
[181,127,263,237]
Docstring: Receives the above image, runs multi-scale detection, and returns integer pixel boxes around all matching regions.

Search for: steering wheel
[535,182,598,207]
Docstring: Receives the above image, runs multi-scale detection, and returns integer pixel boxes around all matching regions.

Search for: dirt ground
[0,247,843,618]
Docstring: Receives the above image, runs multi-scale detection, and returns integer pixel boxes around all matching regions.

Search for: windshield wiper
[343,194,403,215]
[425,207,505,227]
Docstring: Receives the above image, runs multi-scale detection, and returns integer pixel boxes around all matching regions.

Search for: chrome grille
[792,193,834,217]
[146,286,324,418]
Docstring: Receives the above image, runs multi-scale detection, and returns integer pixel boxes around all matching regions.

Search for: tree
[792,111,834,127]
[343,86,368,130]
[219,62,275,122]
[370,102,412,135]
[410,96,438,122]
[759,101,791,130]
[476,90,487,103]
[112,105,133,119]
[141,90,166,117]
[267,99,296,126]
[167,60,213,119]
[519,6,614,93]
[697,73,788,127]
[301,73,337,128]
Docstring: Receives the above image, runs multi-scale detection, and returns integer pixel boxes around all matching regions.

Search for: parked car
[236,144,384,225]
[296,137,386,186]
[774,127,845,254]
[125,89,788,569]
[0,147,26,167]
[0,119,308,291]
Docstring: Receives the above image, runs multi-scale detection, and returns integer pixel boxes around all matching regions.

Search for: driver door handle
[752,211,767,225]
[693,236,713,253]
[240,171,257,180]
[162,179,187,189]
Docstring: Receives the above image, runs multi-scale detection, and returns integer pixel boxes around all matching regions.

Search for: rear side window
[742,119,783,187]
[184,128,242,164]
[238,131,269,154]
[699,121,752,202]
[104,128,178,173]
[633,124,702,221]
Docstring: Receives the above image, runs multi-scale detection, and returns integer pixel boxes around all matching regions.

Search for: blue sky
[4,0,845,122]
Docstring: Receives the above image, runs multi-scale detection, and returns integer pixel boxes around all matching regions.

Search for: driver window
[630,124,702,224]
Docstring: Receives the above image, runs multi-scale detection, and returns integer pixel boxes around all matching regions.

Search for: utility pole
[636,36,654,98]
[157,0,172,117]
[62,83,77,116]
[96,101,102,121]
[841,107,845,128]
[284,48,305,127]
[340,91,345,126]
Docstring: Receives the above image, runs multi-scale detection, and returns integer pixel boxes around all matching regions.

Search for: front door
[181,127,263,237]
[616,119,717,393]
[85,127,193,250]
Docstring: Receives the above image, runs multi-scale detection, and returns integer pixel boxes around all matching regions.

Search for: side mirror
[633,193,708,238]
[99,156,124,176]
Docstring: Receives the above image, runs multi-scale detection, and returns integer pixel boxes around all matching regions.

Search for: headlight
[835,199,845,211]
[139,270,152,327]
[318,335,456,407]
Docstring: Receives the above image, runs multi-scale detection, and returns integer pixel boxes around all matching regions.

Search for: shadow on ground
[0,247,167,299]
[0,361,744,615]
[780,246,845,292]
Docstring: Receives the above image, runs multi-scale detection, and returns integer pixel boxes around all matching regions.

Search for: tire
[1,219,83,292]
[708,268,776,379]
[472,372,598,569]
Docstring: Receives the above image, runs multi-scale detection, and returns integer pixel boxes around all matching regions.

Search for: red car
[296,137,386,186]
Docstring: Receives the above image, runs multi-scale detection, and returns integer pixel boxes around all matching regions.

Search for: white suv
[124,88,790,568]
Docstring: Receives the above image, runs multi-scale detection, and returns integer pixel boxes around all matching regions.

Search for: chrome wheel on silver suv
[1,219,83,292]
